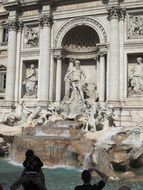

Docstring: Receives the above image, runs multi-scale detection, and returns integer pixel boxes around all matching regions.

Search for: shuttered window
[0,72,6,93]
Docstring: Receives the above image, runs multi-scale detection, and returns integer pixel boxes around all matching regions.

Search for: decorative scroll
[8,21,18,31]
[128,15,143,38]
[107,6,126,21]
[39,15,53,28]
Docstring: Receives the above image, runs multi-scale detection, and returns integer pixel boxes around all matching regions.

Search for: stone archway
[55,17,107,47]
[61,25,100,100]
[54,17,107,102]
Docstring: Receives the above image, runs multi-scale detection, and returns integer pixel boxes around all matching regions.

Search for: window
[0,65,6,98]
[2,26,8,43]
[0,72,6,92]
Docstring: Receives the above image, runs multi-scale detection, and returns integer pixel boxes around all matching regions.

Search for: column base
[106,100,125,107]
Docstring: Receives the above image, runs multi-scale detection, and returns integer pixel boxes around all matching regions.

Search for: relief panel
[23,25,39,48]
[128,13,143,39]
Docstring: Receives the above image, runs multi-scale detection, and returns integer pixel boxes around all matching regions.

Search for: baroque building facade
[0,0,143,126]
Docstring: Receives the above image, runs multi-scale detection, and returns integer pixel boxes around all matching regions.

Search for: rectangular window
[2,27,8,43]
[0,72,6,93]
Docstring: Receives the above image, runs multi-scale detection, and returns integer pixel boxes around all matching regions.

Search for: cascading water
[10,134,81,167]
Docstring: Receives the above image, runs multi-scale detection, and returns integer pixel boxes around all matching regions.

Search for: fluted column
[0,24,3,43]
[99,52,106,102]
[55,55,62,102]
[39,14,52,102]
[5,21,17,101]
[15,22,23,101]
[119,10,126,100]
[49,49,54,102]
[107,6,126,102]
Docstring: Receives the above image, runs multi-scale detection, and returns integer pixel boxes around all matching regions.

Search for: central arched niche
[61,25,100,99]
[62,25,99,52]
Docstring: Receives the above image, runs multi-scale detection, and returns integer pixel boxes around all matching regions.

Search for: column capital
[107,6,126,21]
[8,21,18,31]
[17,21,23,32]
[54,54,62,60]
[53,49,62,60]
[39,14,53,28]
[94,44,108,60]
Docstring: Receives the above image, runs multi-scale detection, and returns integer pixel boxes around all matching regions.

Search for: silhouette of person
[10,150,46,190]
[74,167,108,190]
[0,184,3,190]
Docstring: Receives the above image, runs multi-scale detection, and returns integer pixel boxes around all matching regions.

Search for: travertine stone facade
[0,0,143,126]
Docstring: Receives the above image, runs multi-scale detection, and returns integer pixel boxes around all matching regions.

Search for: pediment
[0,64,6,70]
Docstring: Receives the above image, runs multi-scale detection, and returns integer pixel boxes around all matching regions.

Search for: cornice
[0,11,8,17]
[3,0,21,11]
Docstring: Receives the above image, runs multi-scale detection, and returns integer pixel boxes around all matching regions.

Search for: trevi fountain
[0,0,143,189]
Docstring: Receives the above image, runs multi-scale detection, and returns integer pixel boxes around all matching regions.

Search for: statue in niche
[64,59,86,102]
[61,59,88,119]
[23,64,38,98]
[24,26,39,47]
[128,57,143,95]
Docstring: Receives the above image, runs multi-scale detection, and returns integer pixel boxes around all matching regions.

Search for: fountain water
[1,59,143,181]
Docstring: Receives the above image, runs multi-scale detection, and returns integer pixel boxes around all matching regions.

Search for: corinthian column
[15,22,23,101]
[5,21,17,101]
[107,6,126,102]
[39,14,52,103]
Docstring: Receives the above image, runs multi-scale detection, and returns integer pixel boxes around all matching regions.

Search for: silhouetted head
[81,170,91,183]
[118,186,131,190]
[25,149,34,158]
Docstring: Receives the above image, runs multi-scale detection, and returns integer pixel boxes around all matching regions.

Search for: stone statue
[2,101,29,126]
[26,106,43,126]
[106,105,117,128]
[61,59,87,119]
[64,59,86,102]
[23,64,38,97]
[64,59,74,98]
[24,27,39,47]
[128,57,143,95]
[84,103,117,132]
